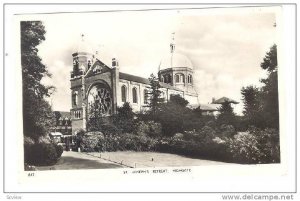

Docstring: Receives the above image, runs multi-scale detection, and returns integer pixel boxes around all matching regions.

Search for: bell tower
[71,34,94,79]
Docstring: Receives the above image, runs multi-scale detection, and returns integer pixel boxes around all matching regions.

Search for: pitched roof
[188,104,220,111]
[212,97,239,104]
[119,72,181,91]
[200,104,220,111]
[119,72,150,85]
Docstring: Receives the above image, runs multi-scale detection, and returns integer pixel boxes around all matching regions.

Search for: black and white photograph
[21,7,280,171]
[2,3,297,196]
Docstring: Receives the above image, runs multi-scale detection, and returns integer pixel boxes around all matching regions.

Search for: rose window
[88,84,112,117]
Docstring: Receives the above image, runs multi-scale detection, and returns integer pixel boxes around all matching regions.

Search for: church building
[70,36,199,134]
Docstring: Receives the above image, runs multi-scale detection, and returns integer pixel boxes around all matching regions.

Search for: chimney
[212,97,216,104]
[112,58,119,68]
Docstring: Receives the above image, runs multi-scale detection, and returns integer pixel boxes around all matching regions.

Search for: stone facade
[70,40,199,134]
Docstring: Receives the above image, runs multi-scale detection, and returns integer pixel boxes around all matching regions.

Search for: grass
[36,151,123,170]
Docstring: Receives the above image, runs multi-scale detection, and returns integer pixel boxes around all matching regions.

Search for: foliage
[226,127,280,164]
[24,143,62,166]
[76,131,159,152]
[113,102,135,133]
[24,136,35,145]
[37,135,52,144]
[155,101,192,136]
[217,101,236,127]
[260,70,279,129]
[260,44,277,72]
[135,121,162,138]
[23,93,56,142]
[241,44,279,129]
[147,74,164,117]
[86,102,107,131]
[227,133,262,163]
[192,106,203,117]
[55,144,64,158]
[80,132,105,152]
[156,131,228,161]
[21,21,55,142]
[219,124,236,137]
[169,94,189,107]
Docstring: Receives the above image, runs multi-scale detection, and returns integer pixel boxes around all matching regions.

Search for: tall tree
[21,21,55,141]
[260,44,279,129]
[147,73,164,118]
[241,86,265,128]
[217,101,236,126]
[240,44,279,129]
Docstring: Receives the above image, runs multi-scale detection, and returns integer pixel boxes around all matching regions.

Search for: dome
[159,52,193,71]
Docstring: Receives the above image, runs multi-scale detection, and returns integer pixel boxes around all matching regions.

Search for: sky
[36,7,278,115]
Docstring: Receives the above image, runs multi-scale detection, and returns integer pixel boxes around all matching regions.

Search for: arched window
[144,89,148,104]
[72,91,78,106]
[188,74,193,83]
[175,74,180,83]
[121,85,127,102]
[132,87,138,103]
[181,74,185,83]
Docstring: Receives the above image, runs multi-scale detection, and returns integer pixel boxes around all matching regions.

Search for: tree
[113,102,135,133]
[21,21,55,141]
[260,44,279,129]
[241,86,266,128]
[156,101,192,136]
[87,102,105,131]
[169,94,189,107]
[240,44,279,129]
[260,44,277,72]
[217,101,236,127]
[147,73,164,118]
[21,21,54,98]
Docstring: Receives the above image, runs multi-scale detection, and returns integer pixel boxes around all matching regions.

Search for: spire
[170,32,176,53]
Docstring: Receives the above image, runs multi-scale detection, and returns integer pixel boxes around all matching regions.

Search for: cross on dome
[170,32,176,53]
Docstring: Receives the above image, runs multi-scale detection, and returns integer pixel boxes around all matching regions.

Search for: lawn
[36,151,124,170]
[87,151,229,168]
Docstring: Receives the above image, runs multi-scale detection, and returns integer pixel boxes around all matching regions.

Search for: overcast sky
[37,7,278,115]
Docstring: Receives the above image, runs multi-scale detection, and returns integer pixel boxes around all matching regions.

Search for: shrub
[25,143,59,166]
[80,131,104,152]
[219,124,236,137]
[226,127,280,164]
[193,126,217,142]
[227,132,263,164]
[37,135,51,144]
[135,121,162,138]
[55,144,64,158]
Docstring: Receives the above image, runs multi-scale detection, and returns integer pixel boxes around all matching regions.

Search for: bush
[193,126,217,142]
[219,124,236,137]
[227,132,263,164]
[101,124,122,136]
[80,132,104,152]
[37,135,51,144]
[25,143,60,166]
[55,144,64,158]
[135,121,162,138]
[226,127,280,164]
